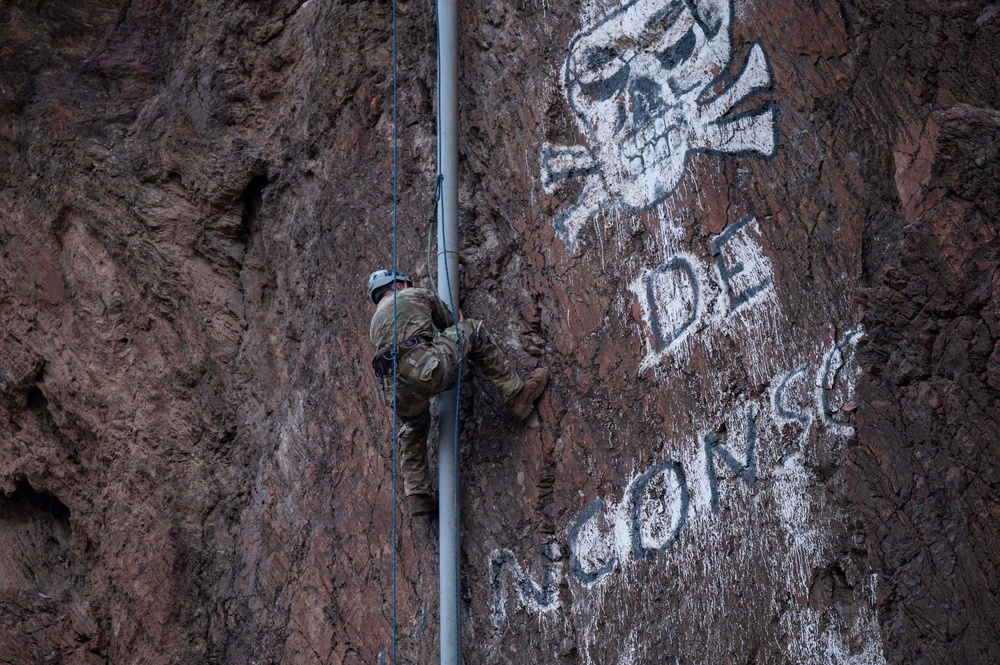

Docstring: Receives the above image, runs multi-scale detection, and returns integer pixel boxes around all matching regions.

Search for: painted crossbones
[542,0,777,248]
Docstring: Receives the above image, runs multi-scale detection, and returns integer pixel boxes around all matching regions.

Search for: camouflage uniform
[370,287,524,496]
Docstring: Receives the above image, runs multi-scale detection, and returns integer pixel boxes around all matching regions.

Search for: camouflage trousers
[381,319,523,496]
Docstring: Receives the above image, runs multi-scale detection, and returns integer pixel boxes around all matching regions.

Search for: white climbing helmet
[367,269,412,303]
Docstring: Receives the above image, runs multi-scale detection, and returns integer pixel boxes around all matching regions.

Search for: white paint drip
[487,326,882,661]
[632,216,778,376]
[491,0,884,659]
[487,546,562,629]
[628,250,708,369]
[636,465,685,551]
[815,329,865,434]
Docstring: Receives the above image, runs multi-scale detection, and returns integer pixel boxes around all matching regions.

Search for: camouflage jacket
[369,287,456,353]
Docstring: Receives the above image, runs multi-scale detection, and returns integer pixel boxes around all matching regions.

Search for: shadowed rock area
[0,0,996,663]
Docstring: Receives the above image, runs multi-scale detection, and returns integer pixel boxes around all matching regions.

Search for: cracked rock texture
[0,0,997,663]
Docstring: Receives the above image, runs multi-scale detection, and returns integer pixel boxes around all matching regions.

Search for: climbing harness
[373,336,432,379]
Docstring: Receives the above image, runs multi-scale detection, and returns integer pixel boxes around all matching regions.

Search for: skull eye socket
[570,42,629,102]
[576,62,630,102]
[573,45,625,85]
[637,2,695,52]
[656,25,698,69]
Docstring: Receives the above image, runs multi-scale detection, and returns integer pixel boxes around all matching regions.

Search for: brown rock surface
[0,0,996,663]
[851,103,1000,661]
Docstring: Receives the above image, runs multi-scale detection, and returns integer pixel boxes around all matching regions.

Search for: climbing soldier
[368,269,548,517]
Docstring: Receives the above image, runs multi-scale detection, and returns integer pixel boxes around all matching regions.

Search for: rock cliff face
[0,0,997,663]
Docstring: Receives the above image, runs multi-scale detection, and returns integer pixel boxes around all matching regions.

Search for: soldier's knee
[397,401,431,432]
[457,319,487,346]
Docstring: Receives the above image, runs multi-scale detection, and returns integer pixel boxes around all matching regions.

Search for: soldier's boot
[505,368,548,421]
[408,493,438,517]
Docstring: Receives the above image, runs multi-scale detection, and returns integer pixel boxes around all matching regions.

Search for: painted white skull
[542,0,776,249]
[565,0,732,209]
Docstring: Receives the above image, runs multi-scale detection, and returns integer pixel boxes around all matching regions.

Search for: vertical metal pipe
[435,0,460,662]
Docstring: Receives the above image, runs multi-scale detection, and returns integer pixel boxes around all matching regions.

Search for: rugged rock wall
[0,0,996,663]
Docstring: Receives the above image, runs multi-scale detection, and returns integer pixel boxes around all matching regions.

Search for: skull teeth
[623,136,640,160]
[642,142,657,166]
[655,137,669,160]
[642,118,664,147]
[623,122,674,170]
[622,116,677,163]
